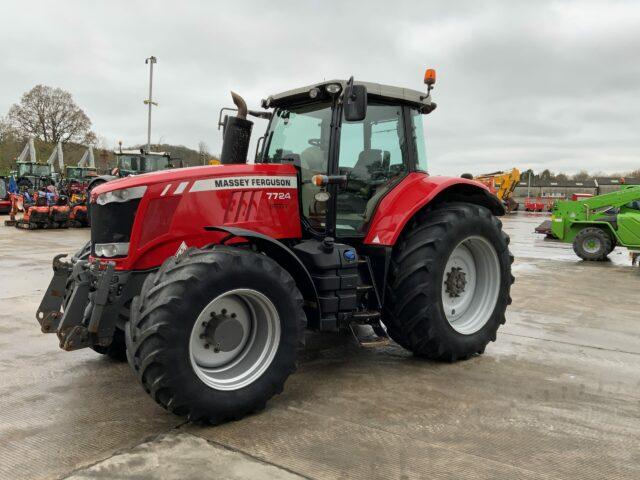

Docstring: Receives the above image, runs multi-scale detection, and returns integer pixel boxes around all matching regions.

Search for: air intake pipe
[220,92,253,164]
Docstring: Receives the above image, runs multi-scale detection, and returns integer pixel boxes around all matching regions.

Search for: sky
[1,0,639,176]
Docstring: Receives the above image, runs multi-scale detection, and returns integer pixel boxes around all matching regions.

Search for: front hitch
[36,254,73,333]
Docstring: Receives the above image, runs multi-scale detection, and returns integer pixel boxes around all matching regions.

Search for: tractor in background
[0,177,10,214]
[84,148,183,223]
[4,139,67,228]
[61,147,98,227]
[550,185,640,262]
[37,71,514,424]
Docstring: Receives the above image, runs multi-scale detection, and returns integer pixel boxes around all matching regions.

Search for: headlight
[94,242,130,258]
[96,186,147,205]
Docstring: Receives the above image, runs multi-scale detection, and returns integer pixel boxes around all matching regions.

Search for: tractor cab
[15,162,54,190]
[65,166,97,181]
[219,77,436,242]
[114,150,182,177]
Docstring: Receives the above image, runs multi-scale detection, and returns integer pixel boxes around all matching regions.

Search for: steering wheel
[308,139,321,147]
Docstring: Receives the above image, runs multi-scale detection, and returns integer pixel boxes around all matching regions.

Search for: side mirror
[343,79,367,122]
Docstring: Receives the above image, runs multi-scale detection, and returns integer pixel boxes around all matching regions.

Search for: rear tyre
[573,227,612,261]
[383,202,514,361]
[125,246,305,423]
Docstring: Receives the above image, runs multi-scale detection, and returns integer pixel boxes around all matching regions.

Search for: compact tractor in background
[548,185,640,263]
[37,70,514,424]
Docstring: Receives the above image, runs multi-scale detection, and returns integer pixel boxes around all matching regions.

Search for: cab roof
[115,150,170,157]
[265,79,435,113]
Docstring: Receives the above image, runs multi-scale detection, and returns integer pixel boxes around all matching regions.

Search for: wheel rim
[441,236,501,335]
[189,289,280,391]
[583,237,602,254]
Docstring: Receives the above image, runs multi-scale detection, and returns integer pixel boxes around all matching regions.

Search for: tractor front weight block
[37,254,146,352]
[36,254,73,333]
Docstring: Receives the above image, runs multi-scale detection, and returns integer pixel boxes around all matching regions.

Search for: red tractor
[37,73,514,424]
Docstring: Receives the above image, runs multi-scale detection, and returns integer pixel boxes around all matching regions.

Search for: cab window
[411,109,428,172]
[336,103,409,235]
[264,103,332,230]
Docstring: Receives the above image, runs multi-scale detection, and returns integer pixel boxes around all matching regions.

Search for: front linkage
[36,252,143,351]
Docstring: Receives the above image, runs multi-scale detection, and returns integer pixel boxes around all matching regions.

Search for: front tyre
[572,227,612,261]
[125,246,305,423]
[383,203,514,361]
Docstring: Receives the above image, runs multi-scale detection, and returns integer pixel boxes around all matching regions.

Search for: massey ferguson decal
[190,175,297,193]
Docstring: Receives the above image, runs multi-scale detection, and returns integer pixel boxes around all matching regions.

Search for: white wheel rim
[441,236,501,335]
[189,289,280,391]
[583,237,602,254]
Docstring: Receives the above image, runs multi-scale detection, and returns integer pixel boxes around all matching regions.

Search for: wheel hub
[441,236,501,335]
[202,310,245,353]
[445,266,467,297]
[189,289,281,391]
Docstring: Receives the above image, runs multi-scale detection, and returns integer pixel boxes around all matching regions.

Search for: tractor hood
[91,163,298,198]
[89,162,302,271]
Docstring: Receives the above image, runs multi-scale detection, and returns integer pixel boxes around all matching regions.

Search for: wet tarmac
[0,213,638,479]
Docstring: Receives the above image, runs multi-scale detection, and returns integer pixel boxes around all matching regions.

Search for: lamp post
[144,56,158,154]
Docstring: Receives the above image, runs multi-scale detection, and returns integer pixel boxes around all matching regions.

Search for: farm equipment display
[550,185,640,261]
[473,168,521,212]
[4,141,72,229]
[12,194,71,230]
[36,72,514,424]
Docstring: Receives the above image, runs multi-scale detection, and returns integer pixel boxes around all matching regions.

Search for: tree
[539,169,553,182]
[6,85,95,144]
[572,170,590,181]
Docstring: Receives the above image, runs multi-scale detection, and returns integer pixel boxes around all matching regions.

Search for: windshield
[66,167,82,179]
[142,156,171,172]
[0,179,7,199]
[264,102,332,169]
[117,155,141,172]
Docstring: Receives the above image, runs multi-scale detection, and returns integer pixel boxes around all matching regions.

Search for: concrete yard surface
[0,212,639,479]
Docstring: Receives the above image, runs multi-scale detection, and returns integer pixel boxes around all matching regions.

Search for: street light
[144,56,158,154]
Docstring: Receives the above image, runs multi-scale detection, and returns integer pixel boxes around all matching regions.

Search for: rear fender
[364,173,504,246]
[204,226,320,327]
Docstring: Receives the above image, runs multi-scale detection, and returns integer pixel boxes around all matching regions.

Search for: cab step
[350,310,381,322]
[349,323,389,348]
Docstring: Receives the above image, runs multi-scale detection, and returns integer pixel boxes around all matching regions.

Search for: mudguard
[364,173,504,246]
[204,225,321,326]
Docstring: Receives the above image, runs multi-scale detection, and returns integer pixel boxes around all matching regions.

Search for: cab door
[334,103,412,237]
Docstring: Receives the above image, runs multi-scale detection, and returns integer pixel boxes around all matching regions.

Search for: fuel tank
[90,163,301,270]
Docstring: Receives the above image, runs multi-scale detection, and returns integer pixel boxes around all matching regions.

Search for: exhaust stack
[220,91,253,164]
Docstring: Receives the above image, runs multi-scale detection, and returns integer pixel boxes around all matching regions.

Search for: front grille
[90,199,140,253]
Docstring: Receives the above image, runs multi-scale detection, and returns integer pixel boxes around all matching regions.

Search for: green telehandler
[551,185,640,263]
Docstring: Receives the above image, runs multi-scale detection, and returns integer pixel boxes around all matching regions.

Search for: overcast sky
[1,0,639,176]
